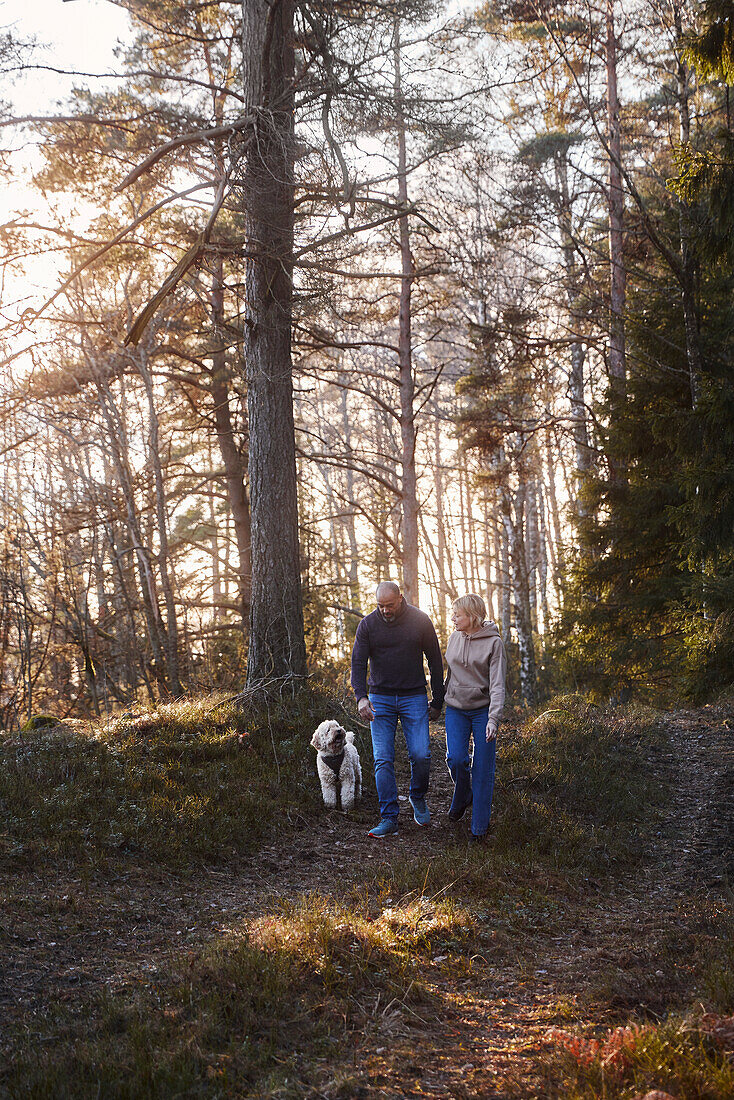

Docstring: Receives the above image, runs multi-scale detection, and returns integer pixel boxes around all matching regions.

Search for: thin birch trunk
[537,480,549,632]
[501,487,537,705]
[498,507,512,644]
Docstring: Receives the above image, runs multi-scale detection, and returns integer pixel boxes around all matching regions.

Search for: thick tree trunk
[394,20,420,604]
[241,0,306,684]
[606,0,627,399]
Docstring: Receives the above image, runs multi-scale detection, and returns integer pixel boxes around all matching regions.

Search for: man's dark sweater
[350,599,445,709]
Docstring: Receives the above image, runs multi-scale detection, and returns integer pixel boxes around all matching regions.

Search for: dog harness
[322,750,345,775]
[322,750,345,810]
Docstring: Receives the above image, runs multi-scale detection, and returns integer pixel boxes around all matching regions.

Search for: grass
[494,695,667,874]
[1,884,471,1098]
[542,1013,734,1099]
[0,691,333,871]
[1,691,731,1098]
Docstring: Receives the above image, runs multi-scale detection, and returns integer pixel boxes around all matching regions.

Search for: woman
[444,594,507,843]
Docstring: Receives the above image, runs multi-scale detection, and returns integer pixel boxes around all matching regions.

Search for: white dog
[310,720,362,812]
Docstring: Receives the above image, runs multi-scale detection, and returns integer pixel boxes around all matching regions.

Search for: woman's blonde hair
[452,593,486,628]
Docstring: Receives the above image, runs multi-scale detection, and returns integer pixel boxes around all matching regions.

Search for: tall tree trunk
[501,488,536,706]
[340,385,361,615]
[482,501,496,624]
[94,377,168,692]
[537,480,549,632]
[241,0,306,684]
[394,18,420,604]
[606,0,627,399]
[207,464,222,623]
[673,0,704,409]
[497,507,512,644]
[432,413,450,633]
[137,350,182,696]
[524,478,539,632]
[320,462,346,654]
[554,149,592,497]
[210,254,252,627]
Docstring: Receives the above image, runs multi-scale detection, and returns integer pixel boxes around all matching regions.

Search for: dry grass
[1,692,731,1098]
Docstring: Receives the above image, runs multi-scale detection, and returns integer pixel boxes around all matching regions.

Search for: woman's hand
[486,720,497,742]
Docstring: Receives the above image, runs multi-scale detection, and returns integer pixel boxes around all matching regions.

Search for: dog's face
[311,720,348,754]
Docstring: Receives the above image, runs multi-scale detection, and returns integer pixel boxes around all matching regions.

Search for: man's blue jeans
[445,704,496,837]
[369,692,430,821]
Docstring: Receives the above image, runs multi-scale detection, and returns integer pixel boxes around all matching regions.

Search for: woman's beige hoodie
[444,621,507,725]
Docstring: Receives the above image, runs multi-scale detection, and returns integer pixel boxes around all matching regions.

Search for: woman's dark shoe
[448,798,472,822]
[468,831,487,845]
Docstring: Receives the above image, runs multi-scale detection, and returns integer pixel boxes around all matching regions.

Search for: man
[351,580,444,837]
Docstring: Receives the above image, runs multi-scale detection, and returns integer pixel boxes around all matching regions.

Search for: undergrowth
[2,692,730,1099]
[542,1012,734,1098]
[0,690,341,871]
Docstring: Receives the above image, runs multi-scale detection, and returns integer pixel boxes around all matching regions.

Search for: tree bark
[498,507,512,644]
[606,0,627,398]
[241,0,306,684]
[500,486,536,706]
[137,349,183,696]
[554,148,592,499]
[210,254,252,626]
[394,18,420,604]
[672,0,704,409]
[340,385,361,615]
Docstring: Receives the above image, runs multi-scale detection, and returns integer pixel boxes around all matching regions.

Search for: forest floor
[1,698,733,1098]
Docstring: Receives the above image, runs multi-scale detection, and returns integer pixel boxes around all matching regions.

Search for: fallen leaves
[545,1022,652,1074]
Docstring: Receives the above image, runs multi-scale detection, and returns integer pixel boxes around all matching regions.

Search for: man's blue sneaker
[409,795,431,826]
[368,817,398,838]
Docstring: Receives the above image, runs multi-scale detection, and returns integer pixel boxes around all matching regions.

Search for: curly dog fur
[310,720,362,811]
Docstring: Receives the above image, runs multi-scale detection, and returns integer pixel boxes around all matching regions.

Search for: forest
[1,0,731,722]
[1,3,733,1099]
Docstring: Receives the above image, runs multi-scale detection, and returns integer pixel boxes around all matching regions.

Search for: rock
[632,1091,678,1100]
[20,714,60,732]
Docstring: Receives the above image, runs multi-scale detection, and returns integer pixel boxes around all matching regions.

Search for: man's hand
[486,720,497,742]
[358,697,375,722]
[428,706,440,721]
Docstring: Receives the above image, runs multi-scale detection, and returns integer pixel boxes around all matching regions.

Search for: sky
[2,1,131,320]
[4,0,130,114]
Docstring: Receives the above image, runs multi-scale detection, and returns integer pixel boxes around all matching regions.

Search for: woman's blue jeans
[369,692,430,821]
[445,704,496,837]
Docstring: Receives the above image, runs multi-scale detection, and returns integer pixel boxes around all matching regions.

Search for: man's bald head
[375,581,402,621]
[376,581,400,601]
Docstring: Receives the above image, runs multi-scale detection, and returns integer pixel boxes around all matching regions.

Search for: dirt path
[2,705,732,1098]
